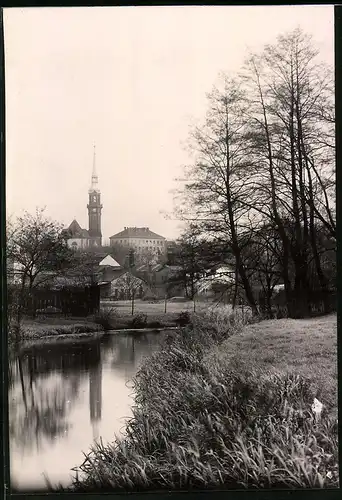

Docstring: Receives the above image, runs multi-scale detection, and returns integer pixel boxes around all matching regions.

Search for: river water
[9,331,165,491]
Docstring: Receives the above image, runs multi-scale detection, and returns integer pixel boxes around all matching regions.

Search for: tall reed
[70,311,338,492]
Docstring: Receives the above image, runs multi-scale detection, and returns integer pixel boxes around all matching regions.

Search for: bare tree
[241,28,335,316]
[175,77,259,314]
[174,29,335,319]
[112,272,144,315]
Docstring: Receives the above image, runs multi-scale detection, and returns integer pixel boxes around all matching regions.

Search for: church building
[64,146,103,249]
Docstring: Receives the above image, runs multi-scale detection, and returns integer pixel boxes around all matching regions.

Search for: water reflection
[9,331,164,491]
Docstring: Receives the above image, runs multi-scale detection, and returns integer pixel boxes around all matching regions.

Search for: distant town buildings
[109,227,167,260]
[64,219,90,249]
[64,146,102,249]
[63,148,167,261]
[196,265,235,296]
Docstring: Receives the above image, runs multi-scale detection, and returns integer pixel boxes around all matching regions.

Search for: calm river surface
[9,331,165,491]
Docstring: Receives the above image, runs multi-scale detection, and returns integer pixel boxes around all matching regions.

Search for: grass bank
[93,307,192,331]
[9,306,190,345]
[13,317,102,341]
[68,310,338,492]
[206,314,338,416]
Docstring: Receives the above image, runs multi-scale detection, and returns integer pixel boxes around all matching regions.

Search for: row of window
[116,239,164,245]
[134,247,161,252]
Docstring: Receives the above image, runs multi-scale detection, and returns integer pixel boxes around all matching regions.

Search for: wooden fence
[20,285,101,317]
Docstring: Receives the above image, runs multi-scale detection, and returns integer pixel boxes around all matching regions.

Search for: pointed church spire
[90,145,99,192]
[92,145,97,177]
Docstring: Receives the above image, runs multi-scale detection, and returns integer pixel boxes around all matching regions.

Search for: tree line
[173,28,335,318]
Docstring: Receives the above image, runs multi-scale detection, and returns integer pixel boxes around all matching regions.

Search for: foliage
[131,313,148,329]
[7,208,76,326]
[94,308,119,331]
[176,311,191,327]
[7,208,73,288]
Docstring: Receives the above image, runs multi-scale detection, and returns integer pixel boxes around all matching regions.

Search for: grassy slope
[207,313,337,413]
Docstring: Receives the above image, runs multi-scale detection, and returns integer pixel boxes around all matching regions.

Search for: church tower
[87,146,102,247]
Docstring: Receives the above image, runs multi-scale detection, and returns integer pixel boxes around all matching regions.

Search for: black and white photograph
[3,4,337,493]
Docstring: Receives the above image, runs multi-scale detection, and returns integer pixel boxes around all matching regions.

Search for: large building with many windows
[109,227,166,260]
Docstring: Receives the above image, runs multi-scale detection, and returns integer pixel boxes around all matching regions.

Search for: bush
[131,313,148,329]
[176,311,191,327]
[94,308,119,331]
[186,307,252,345]
[8,322,22,344]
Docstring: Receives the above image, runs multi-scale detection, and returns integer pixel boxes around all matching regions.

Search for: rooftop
[99,255,121,268]
[63,219,89,239]
[110,227,165,240]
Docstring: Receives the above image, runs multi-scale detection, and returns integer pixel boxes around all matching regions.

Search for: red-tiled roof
[109,227,165,240]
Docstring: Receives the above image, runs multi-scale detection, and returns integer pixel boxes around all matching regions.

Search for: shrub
[176,311,191,327]
[8,322,22,344]
[131,313,148,329]
[190,307,253,344]
[94,308,119,331]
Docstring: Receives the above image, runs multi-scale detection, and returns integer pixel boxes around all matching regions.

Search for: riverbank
[14,327,179,352]
[9,308,186,344]
[69,311,338,492]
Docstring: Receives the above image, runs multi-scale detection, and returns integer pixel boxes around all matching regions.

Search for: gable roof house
[99,271,149,300]
[70,250,124,284]
[134,263,185,298]
[97,254,123,283]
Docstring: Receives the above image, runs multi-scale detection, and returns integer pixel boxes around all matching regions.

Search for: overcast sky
[4,5,334,242]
